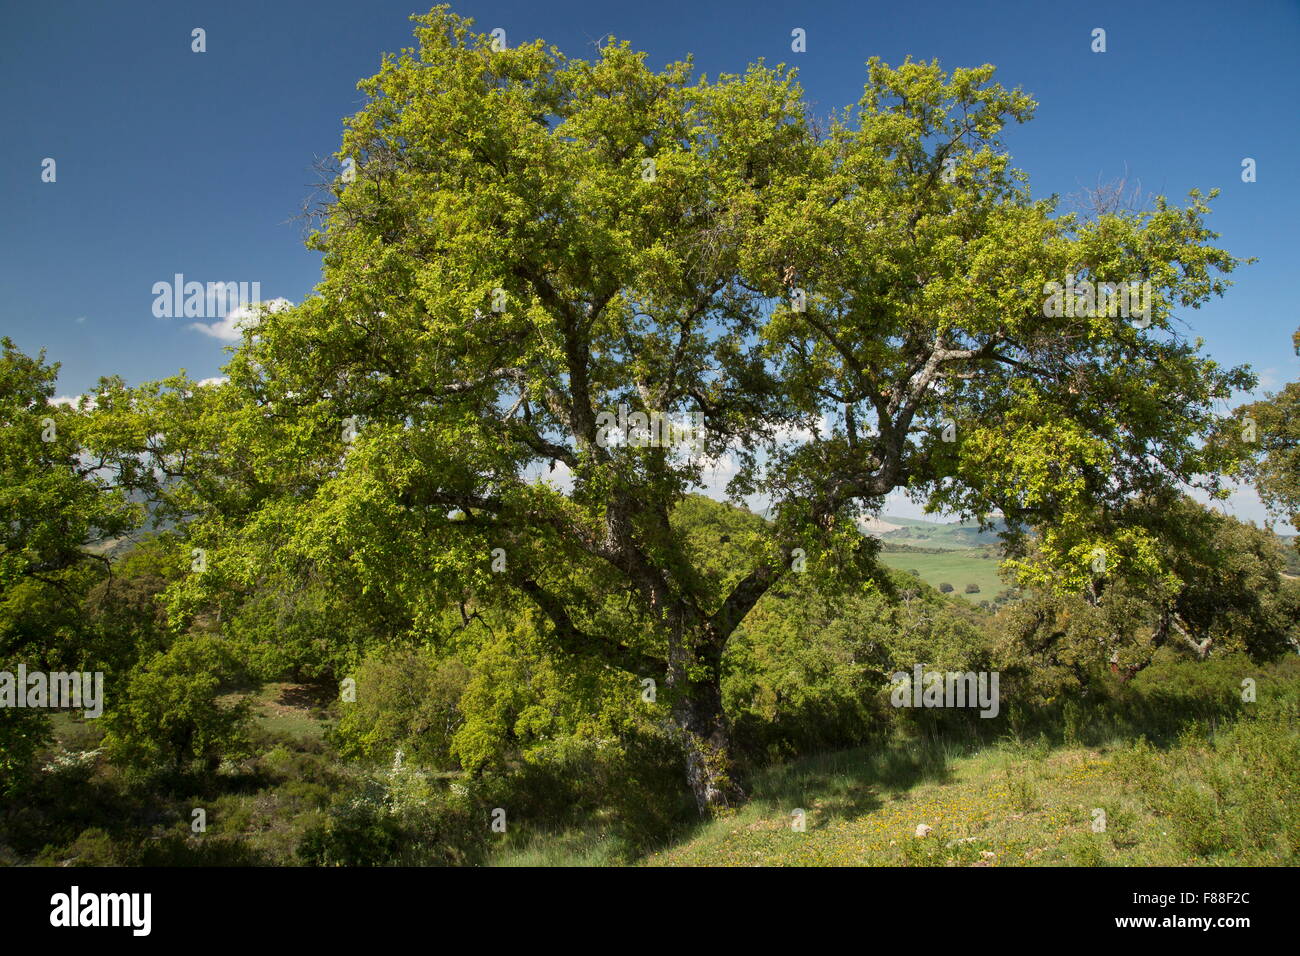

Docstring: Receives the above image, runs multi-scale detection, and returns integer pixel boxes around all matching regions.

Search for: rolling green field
[876,547,1008,601]
[860,516,1009,601]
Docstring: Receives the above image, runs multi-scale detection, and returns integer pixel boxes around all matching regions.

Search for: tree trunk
[668,665,745,815]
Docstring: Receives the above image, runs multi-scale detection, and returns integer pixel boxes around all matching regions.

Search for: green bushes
[33,827,121,866]
[297,761,487,866]
[990,648,1286,748]
[297,731,697,866]
[332,646,469,769]
[0,707,50,795]
[103,633,253,777]
[1097,650,1275,743]
[1116,673,1300,863]
[482,728,695,855]
[724,570,994,761]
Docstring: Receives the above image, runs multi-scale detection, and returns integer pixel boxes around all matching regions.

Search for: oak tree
[112,8,1251,812]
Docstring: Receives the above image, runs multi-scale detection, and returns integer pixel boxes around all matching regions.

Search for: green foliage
[1119,683,1300,861]
[79,536,182,675]
[0,339,146,795]
[1004,765,1037,811]
[451,608,662,771]
[103,634,253,775]
[297,763,486,866]
[0,339,137,603]
[1235,327,1300,541]
[224,581,381,685]
[333,645,469,769]
[35,827,121,866]
[724,567,991,759]
[0,708,51,796]
[479,727,696,855]
[0,339,143,694]
[997,496,1299,716]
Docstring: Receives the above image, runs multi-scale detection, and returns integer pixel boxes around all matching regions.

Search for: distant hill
[863,513,1299,600]
[854,515,1009,602]
[858,514,1005,551]
[83,489,175,561]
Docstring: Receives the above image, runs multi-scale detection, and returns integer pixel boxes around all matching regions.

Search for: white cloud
[51,393,100,412]
[189,298,293,342]
[697,453,739,493]
[536,459,574,493]
[770,413,835,445]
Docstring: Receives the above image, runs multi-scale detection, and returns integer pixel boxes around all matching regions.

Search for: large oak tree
[99,7,1251,812]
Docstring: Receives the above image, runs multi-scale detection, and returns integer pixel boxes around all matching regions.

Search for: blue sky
[3,0,1298,523]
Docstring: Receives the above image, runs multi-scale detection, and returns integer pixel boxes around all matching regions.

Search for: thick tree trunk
[668,668,745,815]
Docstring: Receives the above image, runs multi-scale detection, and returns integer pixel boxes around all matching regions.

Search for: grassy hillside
[870,514,1297,604]
[876,548,1007,601]
[869,515,1005,551]
[568,728,1296,867]
[28,660,1300,868]
[860,516,1009,601]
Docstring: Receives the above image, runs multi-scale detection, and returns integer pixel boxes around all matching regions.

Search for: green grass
[32,673,1298,868]
[229,681,332,745]
[48,711,104,751]
[642,739,1137,866]
[487,827,631,867]
[641,719,1297,866]
[876,547,1007,601]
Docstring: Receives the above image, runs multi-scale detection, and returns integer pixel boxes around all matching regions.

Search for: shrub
[33,827,120,866]
[1121,681,1300,862]
[0,708,50,796]
[333,646,469,769]
[103,634,252,776]
[297,762,487,866]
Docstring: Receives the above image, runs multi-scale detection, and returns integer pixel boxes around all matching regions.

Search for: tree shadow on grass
[750,735,965,825]
[275,681,336,715]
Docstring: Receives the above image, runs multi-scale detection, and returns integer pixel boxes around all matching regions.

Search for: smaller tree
[0,339,138,603]
[1000,494,1299,695]
[104,634,252,775]
[1236,327,1300,543]
[334,646,470,769]
[0,338,139,792]
[80,536,181,676]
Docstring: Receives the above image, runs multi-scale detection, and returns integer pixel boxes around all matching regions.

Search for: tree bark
[667,653,745,815]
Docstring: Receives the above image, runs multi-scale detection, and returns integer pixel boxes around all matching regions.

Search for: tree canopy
[1236,327,1300,542]
[85,7,1254,812]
